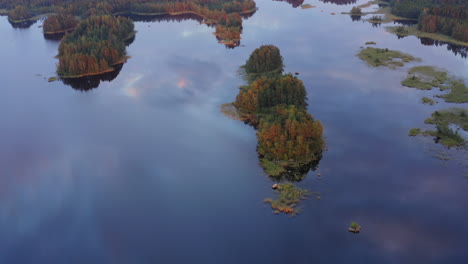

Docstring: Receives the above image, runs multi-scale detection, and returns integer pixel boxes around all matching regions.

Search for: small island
[263,183,309,215]
[348,222,362,233]
[57,15,135,78]
[222,45,324,215]
[401,66,468,103]
[409,108,467,148]
[229,45,324,178]
[358,47,417,69]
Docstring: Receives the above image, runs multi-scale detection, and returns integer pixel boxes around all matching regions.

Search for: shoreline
[44,27,75,35]
[341,0,468,47]
[59,59,127,79]
[386,25,468,47]
[114,8,257,22]
[7,12,55,24]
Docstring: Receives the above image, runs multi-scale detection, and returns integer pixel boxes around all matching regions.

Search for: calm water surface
[0,0,467,263]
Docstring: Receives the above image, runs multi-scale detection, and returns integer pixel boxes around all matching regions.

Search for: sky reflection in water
[0,0,467,263]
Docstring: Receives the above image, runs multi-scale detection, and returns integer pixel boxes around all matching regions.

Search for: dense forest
[0,0,259,79]
[387,0,468,42]
[57,15,134,78]
[43,12,78,34]
[232,45,324,177]
[1,0,256,46]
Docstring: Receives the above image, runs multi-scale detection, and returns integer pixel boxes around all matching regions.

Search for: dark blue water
[0,0,467,263]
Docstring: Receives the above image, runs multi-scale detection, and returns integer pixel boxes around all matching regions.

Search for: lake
[0,0,467,263]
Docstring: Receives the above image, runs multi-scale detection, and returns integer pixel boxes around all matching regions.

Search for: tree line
[2,0,256,46]
[387,0,467,42]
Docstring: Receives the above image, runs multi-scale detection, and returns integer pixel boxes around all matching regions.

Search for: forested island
[1,0,256,47]
[43,13,78,35]
[384,0,467,45]
[227,45,324,178]
[224,45,324,214]
[57,15,134,78]
[0,0,259,81]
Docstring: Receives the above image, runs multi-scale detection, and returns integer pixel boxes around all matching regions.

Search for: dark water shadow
[120,13,204,24]
[350,15,361,22]
[319,0,357,5]
[61,64,124,91]
[273,0,305,8]
[419,37,468,59]
[8,19,37,29]
[43,32,65,41]
[267,153,323,182]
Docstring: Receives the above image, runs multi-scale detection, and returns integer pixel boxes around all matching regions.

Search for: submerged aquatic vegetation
[301,4,315,9]
[424,109,468,132]
[358,47,416,69]
[401,66,468,103]
[402,66,447,90]
[409,128,421,136]
[435,122,464,148]
[411,108,467,148]
[438,80,468,103]
[421,97,435,105]
[264,183,309,215]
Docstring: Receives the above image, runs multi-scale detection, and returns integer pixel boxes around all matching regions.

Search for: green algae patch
[48,76,59,82]
[409,128,421,136]
[411,108,467,148]
[358,47,416,69]
[402,66,448,90]
[421,97,435,105]
[438,81,468,104]
[264,183,308,215]
[401,66,468,103]
[301,4,315,9]
[424,108,468,132]
[409,66,447,84]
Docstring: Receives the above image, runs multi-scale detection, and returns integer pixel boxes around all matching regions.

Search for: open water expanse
[0,0,467,263]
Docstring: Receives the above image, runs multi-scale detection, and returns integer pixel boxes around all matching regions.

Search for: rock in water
[348,224,362,233]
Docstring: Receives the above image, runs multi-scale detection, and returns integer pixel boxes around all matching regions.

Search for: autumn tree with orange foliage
[57,15,134,77]
[257,105,324,164]
[232,45,324,177]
